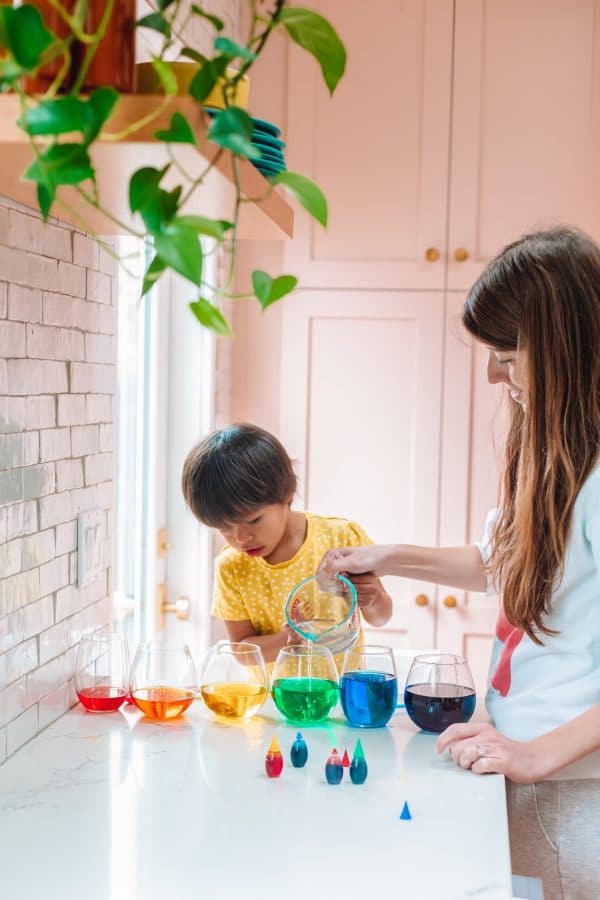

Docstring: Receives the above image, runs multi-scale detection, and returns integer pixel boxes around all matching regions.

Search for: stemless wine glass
[199,641,269,720]
[129,641,197,721]
[340,644,398,727]
[404,652,476,733]
[75,631,130,712]
[271,644,339,724]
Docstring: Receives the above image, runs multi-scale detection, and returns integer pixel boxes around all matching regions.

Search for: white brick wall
[0,197,116,762]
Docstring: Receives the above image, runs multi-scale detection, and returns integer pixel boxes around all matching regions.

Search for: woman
[319,228,600,898]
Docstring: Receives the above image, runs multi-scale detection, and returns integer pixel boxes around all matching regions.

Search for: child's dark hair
[182,423,297,527]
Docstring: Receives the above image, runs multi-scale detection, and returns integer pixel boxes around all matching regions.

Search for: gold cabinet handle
[425,247,440,262]
[415,593,429,607]
[454,247,469,262]
[443,595,457,608]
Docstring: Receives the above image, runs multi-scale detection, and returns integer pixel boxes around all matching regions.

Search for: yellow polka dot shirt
[211,513,372,635]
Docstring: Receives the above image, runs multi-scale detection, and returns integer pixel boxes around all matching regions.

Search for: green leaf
[181,47,207,65]
[19,88,118,145]
[129,166,167,214]
[189,297,232,335]
[156,0,177,9]
[24,143,94,189]
[176,215,233,240]
[4,5,53,70]
[20,97,87,136]
[37,182,54,220]
[85,86,119,142]
[269,171,327,227]
[129,166,180,232]
[214,37,256,62]
[154,221,203,285]
[190,5,224,32]
[151,57,178,95]
[141,254,167,296]
[137,12,171,37]
[208,106,260,159]
[278,7,346,95]
[252,270,298,309]
[155,111,196,144]
[189,55,228,103]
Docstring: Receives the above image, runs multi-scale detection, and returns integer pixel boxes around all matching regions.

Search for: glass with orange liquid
[75,631,130,712]
[129,641,197,721]
[200,641,269,720]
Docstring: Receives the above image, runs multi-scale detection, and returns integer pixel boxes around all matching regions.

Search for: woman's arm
[223,619,297,663]
[319,544,487,592]
[436,703,600,783]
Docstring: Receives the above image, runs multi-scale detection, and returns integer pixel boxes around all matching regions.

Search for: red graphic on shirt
[490,606,525,697]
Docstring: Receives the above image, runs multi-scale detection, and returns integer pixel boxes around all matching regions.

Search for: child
[181,423,392,663]
[319,228,600,899]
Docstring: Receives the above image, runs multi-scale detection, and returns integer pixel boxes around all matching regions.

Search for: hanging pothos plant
[0,1,346,334]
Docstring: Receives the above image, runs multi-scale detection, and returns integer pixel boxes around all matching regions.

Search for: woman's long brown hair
[462,228,600,642]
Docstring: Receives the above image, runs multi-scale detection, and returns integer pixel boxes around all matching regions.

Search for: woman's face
[486,347,528,407]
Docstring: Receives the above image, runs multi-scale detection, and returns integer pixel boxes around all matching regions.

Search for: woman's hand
[436,721,547,784]
[317,545,392,579]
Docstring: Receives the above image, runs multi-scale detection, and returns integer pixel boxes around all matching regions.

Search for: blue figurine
[349,739,368,785]
[399,801,412,820]
[325,748,344,784]
[290,732,308,768]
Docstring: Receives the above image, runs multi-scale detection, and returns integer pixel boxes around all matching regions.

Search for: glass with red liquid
[75,632,130,712]
[129,642,198,721]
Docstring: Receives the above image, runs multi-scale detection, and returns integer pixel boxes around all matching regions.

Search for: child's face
[219,504,290,559]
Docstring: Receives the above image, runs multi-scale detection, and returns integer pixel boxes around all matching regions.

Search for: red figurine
[265,735,283,778]
[342,749,350,768]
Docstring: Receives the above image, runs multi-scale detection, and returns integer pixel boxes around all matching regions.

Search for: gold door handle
[157,584,190,629]
[415,593,429,607]
[454,247,469,262]
[443,595,457,608]
[425,247,440,262]
[163,595,190,620]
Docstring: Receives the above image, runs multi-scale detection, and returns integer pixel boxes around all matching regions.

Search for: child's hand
[283,624,303,646]
[349,573,384,610]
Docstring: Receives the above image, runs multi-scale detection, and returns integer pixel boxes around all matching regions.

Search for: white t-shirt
[477,465,600,779]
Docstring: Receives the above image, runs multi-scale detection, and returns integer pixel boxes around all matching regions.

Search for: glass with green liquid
[271,645,339,724]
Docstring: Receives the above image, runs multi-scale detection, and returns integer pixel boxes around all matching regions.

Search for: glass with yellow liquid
[200,641,269,720]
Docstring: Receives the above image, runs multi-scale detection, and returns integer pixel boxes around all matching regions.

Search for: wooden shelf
[0,94,294,239]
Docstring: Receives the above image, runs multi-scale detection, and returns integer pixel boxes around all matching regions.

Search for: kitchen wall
[0,200,117,763]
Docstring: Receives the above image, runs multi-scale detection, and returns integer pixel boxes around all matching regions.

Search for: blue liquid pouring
[340,671,398,727]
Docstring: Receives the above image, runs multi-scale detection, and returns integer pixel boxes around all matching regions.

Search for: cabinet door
[280,290,445,649]
[448,0,600,290]
[283,0,453,289]
[436,293,509,692]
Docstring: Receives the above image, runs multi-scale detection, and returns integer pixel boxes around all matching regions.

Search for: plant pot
[80,0,136,93]
[21,0,77,94]
[135,61,250,110]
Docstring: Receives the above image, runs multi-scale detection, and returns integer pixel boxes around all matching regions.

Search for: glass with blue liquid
[340,645,398,728]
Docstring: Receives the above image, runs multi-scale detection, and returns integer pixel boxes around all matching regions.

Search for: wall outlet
[77,509,103,588]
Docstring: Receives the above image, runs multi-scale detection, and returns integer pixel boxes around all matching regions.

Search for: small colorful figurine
[349,739,368,785]
[325,747,344,784]
[341,749,350,768]
[265,735,283,778]
[399,801,412,820]
[290,732,308,768]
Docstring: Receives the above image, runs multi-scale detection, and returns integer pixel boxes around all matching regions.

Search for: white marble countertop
[0,699,513,900]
